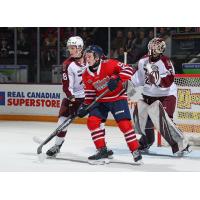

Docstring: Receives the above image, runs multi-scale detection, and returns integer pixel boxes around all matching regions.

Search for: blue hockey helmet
[84,45,104,59]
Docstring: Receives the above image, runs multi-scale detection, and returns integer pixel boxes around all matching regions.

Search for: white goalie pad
[133,100,149,135]
[147,100,188,152]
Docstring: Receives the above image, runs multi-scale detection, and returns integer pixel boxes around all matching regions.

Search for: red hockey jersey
[82,59,136,104]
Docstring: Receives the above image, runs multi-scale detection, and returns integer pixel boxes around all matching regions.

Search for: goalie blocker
[133,99,189,154]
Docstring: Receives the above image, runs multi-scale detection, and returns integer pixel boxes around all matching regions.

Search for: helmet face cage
[148,38,166,57]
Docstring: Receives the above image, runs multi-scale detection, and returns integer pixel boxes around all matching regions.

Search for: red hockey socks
[117,119,139,152]
[87,116,106,149]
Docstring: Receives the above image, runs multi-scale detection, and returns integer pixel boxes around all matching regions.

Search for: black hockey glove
[107,76,121,92]
[68,95,77,116]
[77,104,89,118]
[68,95,75,102]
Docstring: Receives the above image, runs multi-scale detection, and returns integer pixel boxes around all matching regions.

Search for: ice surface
[0,121,200,172]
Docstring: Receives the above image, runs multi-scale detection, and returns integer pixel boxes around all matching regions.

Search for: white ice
[1,120,200,172]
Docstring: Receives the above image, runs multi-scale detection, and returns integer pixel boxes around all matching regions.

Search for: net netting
[162,74,200,146]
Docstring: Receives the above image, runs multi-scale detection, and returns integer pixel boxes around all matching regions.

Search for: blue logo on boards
[0,91,5,105]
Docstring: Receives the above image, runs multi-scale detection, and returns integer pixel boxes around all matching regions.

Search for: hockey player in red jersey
[77,45,142,164]
[131,38,190,154]
[46,36,87,157]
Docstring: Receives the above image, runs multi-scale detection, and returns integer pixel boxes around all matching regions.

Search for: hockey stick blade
[36,116,75,154]
[33,136,43,144]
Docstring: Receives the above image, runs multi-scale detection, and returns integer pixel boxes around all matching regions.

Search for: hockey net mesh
[161,74,200,146]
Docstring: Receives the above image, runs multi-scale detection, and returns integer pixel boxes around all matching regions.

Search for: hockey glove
[68,95,77,116]
[77,104,89,118]
[107,75,121,92]
[68,95,75,102]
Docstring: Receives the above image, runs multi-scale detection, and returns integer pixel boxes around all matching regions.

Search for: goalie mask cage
[157,74,200,147]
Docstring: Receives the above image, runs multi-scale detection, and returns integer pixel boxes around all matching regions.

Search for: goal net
[129,74,200,147]
[159,74,200,146]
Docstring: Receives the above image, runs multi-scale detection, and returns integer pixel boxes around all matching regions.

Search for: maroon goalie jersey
[82,59,136,104]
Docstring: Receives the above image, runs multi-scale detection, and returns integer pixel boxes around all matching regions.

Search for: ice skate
[132,150,143,165]
[88,147,113,165]
[138,143,150,153]
[175,144,192,157]
[46,141,64,157]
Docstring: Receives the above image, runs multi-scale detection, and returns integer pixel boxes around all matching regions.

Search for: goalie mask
[148,38,166,59]
[67,36,84,58]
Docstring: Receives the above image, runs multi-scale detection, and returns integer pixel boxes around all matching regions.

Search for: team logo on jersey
[144,64,160,85]
[93,76,110,91]
[0,91,5,105]
[87,79,93,84]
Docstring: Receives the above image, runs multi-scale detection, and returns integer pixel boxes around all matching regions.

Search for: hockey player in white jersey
[46,36,87,157]
[131,37,190,155]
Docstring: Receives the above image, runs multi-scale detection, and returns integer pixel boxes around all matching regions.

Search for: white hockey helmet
[67,36,84,49]
[148,37,166,57]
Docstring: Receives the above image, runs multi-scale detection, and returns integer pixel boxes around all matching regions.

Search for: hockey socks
[55,131,66,146]
[118,119,139,152]
[91,128,106,149]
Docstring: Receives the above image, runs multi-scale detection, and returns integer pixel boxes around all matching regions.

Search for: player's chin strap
[36,88,111,155]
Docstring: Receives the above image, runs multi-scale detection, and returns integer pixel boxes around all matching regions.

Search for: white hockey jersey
[131,55,177,97]
[62,57,88,99]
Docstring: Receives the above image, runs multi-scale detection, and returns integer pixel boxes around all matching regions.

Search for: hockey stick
[36,88,111,155]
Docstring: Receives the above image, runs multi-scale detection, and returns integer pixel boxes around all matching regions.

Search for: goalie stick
[36,88,111,155]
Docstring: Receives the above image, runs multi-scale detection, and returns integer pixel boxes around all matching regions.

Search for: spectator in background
[157,27,167,37]
[130,29,148,63]
[80,30,93,47]
[0,38,11,57]
[124,31,136,63]
[147,29,154,42]
[111,30,125,58]
[124,31,135,52]
[117,47,125,62]
[41,30,57,69]
[162,31,172,58]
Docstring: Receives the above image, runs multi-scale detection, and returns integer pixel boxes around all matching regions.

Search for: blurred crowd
[0,27,200,82]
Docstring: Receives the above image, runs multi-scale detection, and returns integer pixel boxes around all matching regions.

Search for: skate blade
[88,158,110,165]
[175,146,192,157]
[46,155,57,159]
[108,155,114,159]
[133,160,144,165]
